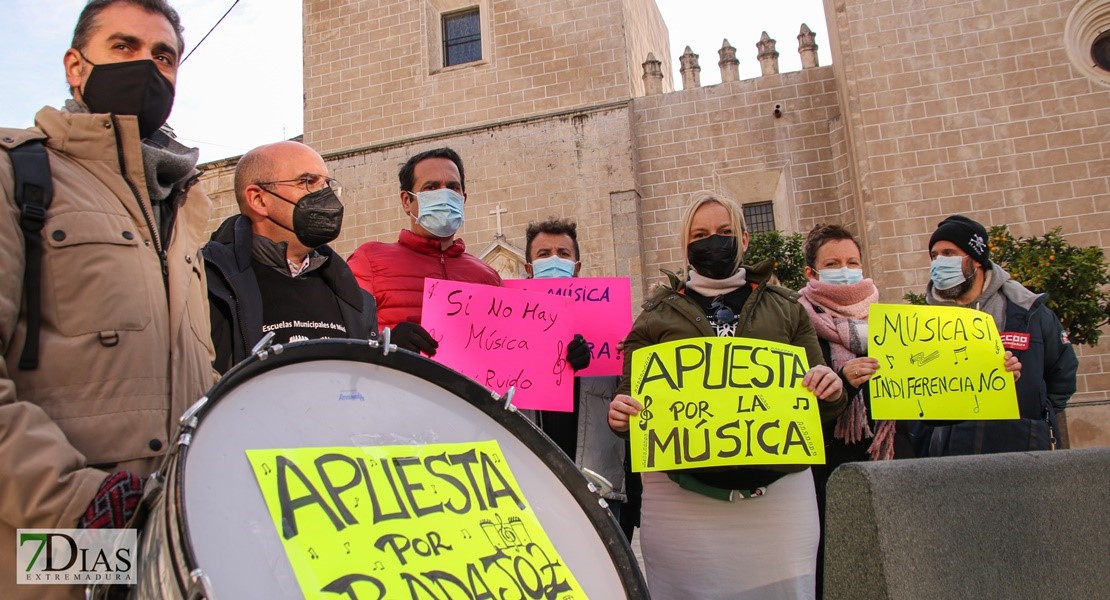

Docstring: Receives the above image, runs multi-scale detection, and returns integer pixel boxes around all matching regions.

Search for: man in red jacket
[348,148,500,353]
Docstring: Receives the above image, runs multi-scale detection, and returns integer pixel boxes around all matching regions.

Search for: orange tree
[988,226,1109,346]
[745,230,807,291]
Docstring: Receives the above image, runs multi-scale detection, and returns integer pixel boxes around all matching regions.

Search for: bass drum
[131,338,648,599]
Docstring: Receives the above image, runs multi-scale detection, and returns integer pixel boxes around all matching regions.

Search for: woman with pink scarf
[797,224,917,598]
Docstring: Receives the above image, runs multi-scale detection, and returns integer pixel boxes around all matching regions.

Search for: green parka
[617,260,847,492]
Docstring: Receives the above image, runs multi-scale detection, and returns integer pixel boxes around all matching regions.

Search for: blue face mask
[930,255,967,290]
[531,256,577,279]
[817,267,864,286]
[411,188,464,238]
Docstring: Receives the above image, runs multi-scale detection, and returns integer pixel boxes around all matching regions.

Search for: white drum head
[176,339,646,598]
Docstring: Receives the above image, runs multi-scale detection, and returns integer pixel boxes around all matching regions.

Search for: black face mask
[267,186,345,248]
[79,56,175,139]
[687,234,739,280]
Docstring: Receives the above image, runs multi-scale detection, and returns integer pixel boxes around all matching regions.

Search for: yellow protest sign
[246,440,585,599]
[629,337,825,472]
[868,303,1019,420]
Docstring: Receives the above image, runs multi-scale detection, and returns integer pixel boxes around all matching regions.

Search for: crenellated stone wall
[823,0,1110,428]
[302,0,669,156]
[199,0,1109,447]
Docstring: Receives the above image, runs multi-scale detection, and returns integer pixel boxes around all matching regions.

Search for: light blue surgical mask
[410,188,464,238]
[531,256,577,279]
[817,267,864,286]
[930,255,966,290]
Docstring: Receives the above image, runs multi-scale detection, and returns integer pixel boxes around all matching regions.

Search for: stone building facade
[199,0,1109,446]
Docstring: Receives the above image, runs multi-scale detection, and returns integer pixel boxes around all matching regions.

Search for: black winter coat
[202,215,377,373]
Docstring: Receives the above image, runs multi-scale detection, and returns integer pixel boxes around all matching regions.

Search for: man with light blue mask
[348,147,501,350]
[523,217,630,535]
[920,214,1077,457]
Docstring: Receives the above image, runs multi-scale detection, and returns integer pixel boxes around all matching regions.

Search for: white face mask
[531,256,577,279]
[410,188,464,237]
[817,267,864,286]
[930,255,967,290]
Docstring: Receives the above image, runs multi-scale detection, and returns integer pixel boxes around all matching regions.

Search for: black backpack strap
[9,141,53,370]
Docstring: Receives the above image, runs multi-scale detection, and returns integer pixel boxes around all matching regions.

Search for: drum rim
[174,338,649,599]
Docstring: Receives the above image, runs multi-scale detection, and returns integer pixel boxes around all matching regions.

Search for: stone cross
[489,204,507,236]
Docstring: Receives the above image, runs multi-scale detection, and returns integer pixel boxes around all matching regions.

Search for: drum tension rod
[186,568,215,600]
[381,327,392,355]
[581,467,615,502]
[492,386,517,411]
[251,331,278,360]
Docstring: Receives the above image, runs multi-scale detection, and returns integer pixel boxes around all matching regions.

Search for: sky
[0,0,831,163]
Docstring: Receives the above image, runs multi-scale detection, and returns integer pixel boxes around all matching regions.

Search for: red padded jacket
[348,229,502,331]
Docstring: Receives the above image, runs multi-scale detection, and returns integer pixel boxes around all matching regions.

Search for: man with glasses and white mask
[203,141,387,373]
[348,147,501,355]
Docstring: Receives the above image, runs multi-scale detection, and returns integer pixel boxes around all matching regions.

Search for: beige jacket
[0,107,214,598]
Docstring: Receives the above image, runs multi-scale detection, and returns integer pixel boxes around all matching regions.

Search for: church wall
[316,105,639,283]
[200,103,645,307]
[200,0,1108,444]
[303,0,656,156]
[198,159,238,238]
[826,0,1110,433]
[630,65,843,287]
[621,0,673,98]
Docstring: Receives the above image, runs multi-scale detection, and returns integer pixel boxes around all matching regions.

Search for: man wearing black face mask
[202,141,385,373]
[0,1,214,597]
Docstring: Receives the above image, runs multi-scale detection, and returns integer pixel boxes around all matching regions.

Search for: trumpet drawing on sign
[480,513,531,550]
[909,350,940,366]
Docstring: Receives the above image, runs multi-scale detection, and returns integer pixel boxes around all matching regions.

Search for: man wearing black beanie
[920,214,1078,456]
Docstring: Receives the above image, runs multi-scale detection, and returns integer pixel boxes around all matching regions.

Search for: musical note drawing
[344,542,351,555]
[427,280,439,299]
[953,346,968,363]
[261,463,271,475]
[353,497,359,508]
[461,529,472,539]
[308,548,319,560]
[885,355,896,369]
[491,453,502,464]
[792,397,810,411]
[551,340,568,385]
[638,396,653,431]
[372,561,385,571]
[916,398,925,418]
[910,350,940,366]
[973,395,980,413]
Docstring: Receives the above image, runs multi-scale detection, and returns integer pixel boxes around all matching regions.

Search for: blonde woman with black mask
[609,192,847,599]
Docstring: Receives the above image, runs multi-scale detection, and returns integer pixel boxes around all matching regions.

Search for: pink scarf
[799,278,896,460]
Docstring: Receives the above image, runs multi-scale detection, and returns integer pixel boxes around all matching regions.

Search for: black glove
[566,333,591,372]
[390,321,439,356]
[77,471,144,529]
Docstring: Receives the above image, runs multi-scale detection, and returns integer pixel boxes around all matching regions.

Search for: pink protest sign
[503,277,632,377]
[420,278,575,411]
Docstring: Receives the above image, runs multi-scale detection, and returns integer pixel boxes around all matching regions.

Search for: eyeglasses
[709,299,737,325]
[256,174,342,198]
